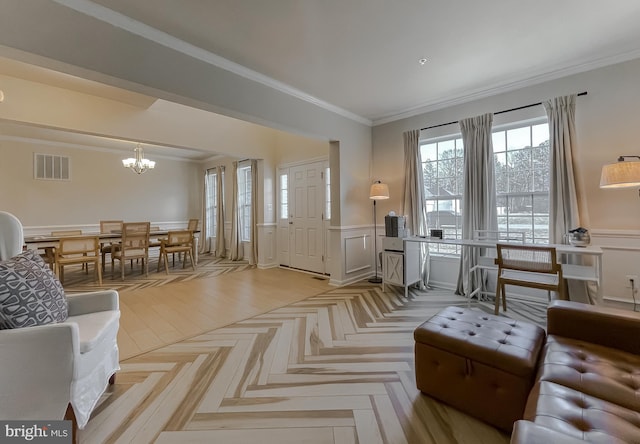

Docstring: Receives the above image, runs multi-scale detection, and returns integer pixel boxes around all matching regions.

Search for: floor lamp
[368,181,389,283]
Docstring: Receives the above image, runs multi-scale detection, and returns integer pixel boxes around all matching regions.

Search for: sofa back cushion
[0,249,68,329]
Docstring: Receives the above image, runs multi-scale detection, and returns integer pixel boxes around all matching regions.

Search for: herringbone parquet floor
[82,281,547,444]
[62,252,252,294]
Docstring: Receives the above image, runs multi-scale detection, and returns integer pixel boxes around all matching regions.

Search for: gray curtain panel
[545,94,593,303]
[544,94,581,243]
[215,166,226,257]
[456,113,498,296]
[402,129,429,288]
[200,169,212,254]
[249,159,259,265]
[229,161,243,261]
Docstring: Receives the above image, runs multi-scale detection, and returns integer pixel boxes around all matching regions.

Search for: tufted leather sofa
[511,300,640,443]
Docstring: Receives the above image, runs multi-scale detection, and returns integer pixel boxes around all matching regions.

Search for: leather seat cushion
[414,306,545,377]
[524,381,640,443]
[538,335,640,412]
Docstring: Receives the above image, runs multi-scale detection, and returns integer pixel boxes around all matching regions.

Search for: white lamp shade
[600,161,640,188]
[370,182,390,200]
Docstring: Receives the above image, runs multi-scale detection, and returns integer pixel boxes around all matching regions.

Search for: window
[421,138,464,255]
[205,170,218,236]
[493,122,550,243]
[325,167,331,220]
[238,164,252,242]
[421,120,550,254]
[280,172,288,220]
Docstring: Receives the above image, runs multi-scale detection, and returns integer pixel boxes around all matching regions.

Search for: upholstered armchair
[0,211,120,440]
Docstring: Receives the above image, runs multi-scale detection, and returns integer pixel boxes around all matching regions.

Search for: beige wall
[0,139,200,228]
[372,57,640,232]
[372,57,640,301]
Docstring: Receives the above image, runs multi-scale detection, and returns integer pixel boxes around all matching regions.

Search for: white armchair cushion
[0,249,68,329]
[71,311,119,354]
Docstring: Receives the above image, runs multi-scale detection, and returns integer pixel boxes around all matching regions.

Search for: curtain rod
[420,91,588,132]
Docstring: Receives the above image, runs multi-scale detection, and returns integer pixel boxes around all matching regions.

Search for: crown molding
[372,48,640,126]
[52,0,372,127]
[0,133,202,163]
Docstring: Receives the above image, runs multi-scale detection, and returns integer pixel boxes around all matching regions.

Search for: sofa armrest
[66,289,119,316]
[511,421,588,444]
[0,323,79,420]
[547,300,640,355]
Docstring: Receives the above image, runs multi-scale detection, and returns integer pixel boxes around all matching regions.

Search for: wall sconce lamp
[600,156,640,195]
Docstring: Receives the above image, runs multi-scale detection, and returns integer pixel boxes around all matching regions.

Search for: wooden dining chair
[157,230,196,274]
[55,235,102,285]
[100,220,123,272]
[111,222,150,280]
[187,219,199,231]
[494,243,563,315]
[42,229,84,271]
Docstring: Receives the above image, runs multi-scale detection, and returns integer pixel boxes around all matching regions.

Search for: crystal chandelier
[122,144,155,174]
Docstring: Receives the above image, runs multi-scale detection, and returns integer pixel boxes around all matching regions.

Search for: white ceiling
[87,0,640,123]
[2,0,640,154]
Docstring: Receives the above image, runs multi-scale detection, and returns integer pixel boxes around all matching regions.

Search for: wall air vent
[34,153,71,180]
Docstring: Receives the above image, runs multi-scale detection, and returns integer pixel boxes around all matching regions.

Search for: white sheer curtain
[249,159,259,265]
[545,94,592,303]
[215,166,226,257]
[456,113,498,296]
[402,129,429,288]
[229,161,243,261]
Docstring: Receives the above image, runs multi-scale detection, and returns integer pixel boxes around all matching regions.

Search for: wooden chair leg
[97,259,102,285]
[163,253,170,275]
[109,373,116,385]
[494,283,501,315]
[501,283,507,312]
[64,403,78,444]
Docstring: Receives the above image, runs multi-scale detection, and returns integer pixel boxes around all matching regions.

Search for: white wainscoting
[22,221,190,237]
[328,225,384,286]
[427,230,640,309]
[591,229,640,307]
[257,223,278,269]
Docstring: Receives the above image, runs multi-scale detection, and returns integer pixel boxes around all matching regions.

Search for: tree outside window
[421,120,550,255]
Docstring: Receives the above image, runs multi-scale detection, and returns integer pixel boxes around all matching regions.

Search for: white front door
[280,161,325,274]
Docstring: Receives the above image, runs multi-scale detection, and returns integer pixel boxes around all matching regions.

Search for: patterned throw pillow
[0,249,68,329]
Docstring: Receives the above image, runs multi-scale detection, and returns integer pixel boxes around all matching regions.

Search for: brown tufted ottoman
[414,306,545,432]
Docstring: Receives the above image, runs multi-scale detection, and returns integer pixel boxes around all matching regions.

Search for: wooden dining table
[24,229,200,266]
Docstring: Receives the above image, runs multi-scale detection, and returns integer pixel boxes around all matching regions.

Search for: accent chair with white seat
[0,211,120,441]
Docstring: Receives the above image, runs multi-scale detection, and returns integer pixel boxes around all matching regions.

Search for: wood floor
[115,267,331,359]
[79,269,548,443]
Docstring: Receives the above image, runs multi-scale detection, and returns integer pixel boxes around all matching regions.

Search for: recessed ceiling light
[418,58,428,65]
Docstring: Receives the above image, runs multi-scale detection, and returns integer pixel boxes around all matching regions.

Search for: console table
[382,236,603,303]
